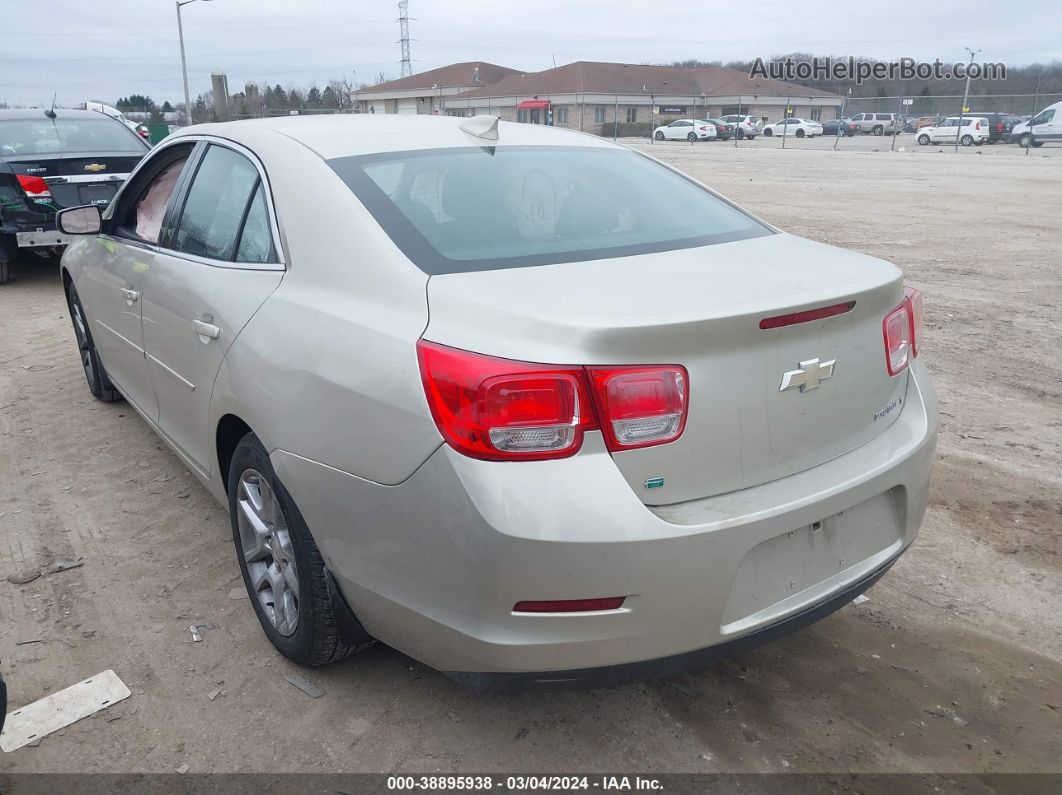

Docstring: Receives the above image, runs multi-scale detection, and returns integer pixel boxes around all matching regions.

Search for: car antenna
[45,93,57,119]
[458,114,499,141]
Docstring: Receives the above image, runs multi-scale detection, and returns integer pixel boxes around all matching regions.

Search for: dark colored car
[0,109,150,284]
[700,118,734,140]
[822,118,859,136]
[966,112,1020,143]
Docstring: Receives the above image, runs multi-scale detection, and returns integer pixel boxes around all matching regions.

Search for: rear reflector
[759,300,856,330]
[16,174,51,197]
[513,597,626,613]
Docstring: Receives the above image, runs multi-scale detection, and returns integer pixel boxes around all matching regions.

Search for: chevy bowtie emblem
[84,163,107,172]
[779,357,836,392]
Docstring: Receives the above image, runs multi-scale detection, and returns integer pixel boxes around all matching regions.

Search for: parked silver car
[57,115,937,692]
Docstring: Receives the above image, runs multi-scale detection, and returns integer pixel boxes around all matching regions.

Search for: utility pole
[954,47,980,152]
[891,85,904,152]
[782,82,792,149]
[175,0,211,125]
[835,88,851,151]
[398,0,412,77]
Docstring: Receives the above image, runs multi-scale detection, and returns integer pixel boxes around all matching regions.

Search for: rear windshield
[328,145,770,274]
[0,118,147,156]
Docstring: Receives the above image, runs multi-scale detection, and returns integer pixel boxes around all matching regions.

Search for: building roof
[364,61,520,93]
[451,61,841,100]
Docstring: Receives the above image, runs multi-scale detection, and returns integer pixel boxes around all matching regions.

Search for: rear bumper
[449,549,899,693]
[272,360,937,682]
[15,229,72,249]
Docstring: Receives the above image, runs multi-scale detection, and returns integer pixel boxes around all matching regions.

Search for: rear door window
[174,145,260,261]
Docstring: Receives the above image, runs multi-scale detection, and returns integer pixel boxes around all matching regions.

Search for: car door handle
[193,319,220,340]
[120,288,140,303]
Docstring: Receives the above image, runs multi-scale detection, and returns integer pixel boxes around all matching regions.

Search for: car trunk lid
[423,232,909,506]
[6,152,140,211]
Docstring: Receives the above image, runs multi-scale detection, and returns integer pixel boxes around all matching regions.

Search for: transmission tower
[398,0,412,77]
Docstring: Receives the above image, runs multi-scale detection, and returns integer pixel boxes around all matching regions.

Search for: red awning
[517,99,551,109]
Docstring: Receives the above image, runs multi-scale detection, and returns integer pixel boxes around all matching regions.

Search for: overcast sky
[1,0,1058,107]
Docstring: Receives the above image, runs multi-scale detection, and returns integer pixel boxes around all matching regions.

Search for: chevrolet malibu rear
[61,115,937,693]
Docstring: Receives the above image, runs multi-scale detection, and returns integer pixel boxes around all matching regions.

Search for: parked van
[1015,101,1061,148]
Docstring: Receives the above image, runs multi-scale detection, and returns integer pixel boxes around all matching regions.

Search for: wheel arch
[216,413,254,495]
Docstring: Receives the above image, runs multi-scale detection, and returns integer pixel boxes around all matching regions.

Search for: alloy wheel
[237,468,300,636]
[70,297,96,386]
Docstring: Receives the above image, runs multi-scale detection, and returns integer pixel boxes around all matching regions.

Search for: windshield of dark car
[328,145,770,274]
[0,117,147,156]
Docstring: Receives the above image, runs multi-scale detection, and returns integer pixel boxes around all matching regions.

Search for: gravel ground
[0,140,1059,778]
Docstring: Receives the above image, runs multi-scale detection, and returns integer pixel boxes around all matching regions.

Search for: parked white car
[761,118,823,138]
[720,114,762,139]
[653,119,717,142]
[915,116,989,146]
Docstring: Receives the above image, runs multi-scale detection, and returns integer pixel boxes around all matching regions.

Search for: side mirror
[56,205,102,235]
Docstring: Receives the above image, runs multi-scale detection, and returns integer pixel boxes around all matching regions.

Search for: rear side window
[329,145,770,275]
[235,183,273,263]
[0,118,147,156]
[175,145,260,261]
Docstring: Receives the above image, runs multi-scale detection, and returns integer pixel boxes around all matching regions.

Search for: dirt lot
[1,142,1060,778]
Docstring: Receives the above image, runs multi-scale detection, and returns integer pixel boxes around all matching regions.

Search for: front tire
[764,128,773,136]
[0,260,8,286]
[961,134,974,146]
[795,128,805,138]
[228,432,372,666]
[917,134,930,145]
[654,131,664,141]
[65,282,120,402]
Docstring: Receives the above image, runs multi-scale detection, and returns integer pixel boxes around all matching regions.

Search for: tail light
[16,174,51,198]
[905,286,924,356]
[883,287,924,376]
[416,341,689,460]
[586,366,687,450]
[974,120,981,130]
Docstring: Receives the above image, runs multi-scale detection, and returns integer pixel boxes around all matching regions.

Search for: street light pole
[176,0,211,126]
[954,47,980,152]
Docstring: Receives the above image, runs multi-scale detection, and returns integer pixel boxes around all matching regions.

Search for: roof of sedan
[173,114,616,160]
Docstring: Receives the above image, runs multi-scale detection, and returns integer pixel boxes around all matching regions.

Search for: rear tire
[687,132,697,142]
[736,128,745,139]
[917,134,930,145]
[0,261,8,286]
[961,134,973,146]
[65,281,120,402]
[227,432,373,667]
[873,125,884,136]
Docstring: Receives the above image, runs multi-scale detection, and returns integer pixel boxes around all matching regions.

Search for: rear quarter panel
[209,131,440,487]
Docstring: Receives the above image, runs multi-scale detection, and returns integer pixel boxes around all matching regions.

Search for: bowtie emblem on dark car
[84,163,107,172]
[779,358,836,392]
